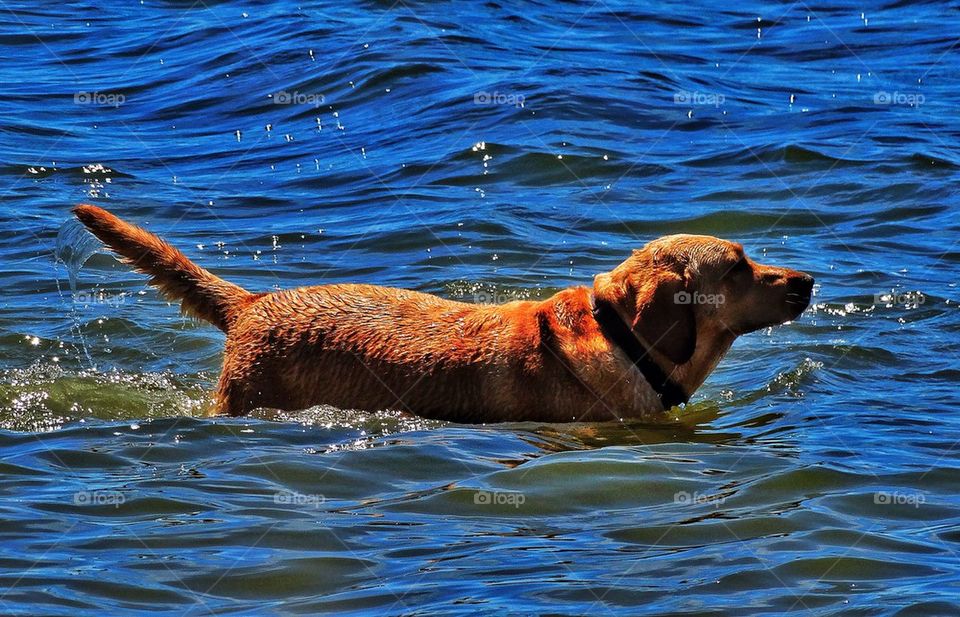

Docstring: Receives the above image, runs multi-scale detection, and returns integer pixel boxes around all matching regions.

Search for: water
[2,0,959,614]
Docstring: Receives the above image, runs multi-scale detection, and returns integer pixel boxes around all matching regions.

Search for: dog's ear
[593,269,633,314]
[594,262,697,365]
[632,271,697,365]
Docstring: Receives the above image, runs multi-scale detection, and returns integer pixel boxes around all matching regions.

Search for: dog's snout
[759,270,783,285]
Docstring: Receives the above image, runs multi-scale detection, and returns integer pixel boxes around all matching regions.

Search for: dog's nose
[792,272,814,292]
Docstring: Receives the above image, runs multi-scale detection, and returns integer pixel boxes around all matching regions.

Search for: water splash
[54,217,102,293]
[54,217,104,367]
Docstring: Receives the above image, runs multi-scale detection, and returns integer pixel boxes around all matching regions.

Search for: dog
[73,205,813,423]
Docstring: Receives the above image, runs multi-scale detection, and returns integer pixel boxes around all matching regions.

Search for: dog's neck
[590,292,737,407]
[590,296,688,409]
[670,324,737,396]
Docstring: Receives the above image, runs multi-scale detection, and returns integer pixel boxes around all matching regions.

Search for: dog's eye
[727,259,749,277]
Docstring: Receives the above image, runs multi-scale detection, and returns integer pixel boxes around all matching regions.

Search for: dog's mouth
[784,293,810,321]
[785,291,812,319]
[733,290,812,335]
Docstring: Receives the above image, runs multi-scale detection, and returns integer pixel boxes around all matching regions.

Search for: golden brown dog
[74,205,813,423]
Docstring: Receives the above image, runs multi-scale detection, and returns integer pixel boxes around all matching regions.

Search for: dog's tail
[73,204,254,332]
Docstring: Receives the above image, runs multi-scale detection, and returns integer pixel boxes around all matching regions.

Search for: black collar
[591,297,688,410]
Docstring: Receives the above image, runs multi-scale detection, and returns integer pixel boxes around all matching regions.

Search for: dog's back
[215,283,570,419]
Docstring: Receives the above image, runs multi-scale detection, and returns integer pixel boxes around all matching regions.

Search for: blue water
[1,0,959,614]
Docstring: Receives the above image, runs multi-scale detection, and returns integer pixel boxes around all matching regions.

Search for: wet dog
[74,205,813,422]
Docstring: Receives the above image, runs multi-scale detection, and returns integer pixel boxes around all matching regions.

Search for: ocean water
[2,0,959,614]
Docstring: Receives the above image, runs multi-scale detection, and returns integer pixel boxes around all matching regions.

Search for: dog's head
[593,235,813,364]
